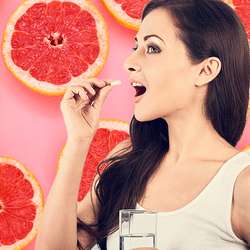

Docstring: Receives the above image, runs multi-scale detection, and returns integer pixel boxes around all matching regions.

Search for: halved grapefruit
[100,0,150,30]
[57,119,130,201]
[0,156,43,249]
[2,0,109,95]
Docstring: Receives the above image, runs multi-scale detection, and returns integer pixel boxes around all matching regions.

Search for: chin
[134,112,159,123]
[134,112,147,122]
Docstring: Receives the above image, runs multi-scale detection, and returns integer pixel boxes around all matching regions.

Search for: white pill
[110,80,121,86]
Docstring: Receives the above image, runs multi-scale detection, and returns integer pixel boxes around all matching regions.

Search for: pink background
[0,0,249,249]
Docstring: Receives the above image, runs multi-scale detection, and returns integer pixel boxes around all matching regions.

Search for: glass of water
[119,209,157,250]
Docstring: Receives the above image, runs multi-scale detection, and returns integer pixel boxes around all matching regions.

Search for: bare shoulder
[234,164,250,202]
[232,164,250,245]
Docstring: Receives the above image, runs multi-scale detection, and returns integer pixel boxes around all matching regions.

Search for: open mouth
[132,82,147,97]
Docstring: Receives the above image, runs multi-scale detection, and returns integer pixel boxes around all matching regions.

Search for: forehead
[137,9,179,45]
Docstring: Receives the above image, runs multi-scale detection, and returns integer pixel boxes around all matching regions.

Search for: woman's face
[124,9,203,122]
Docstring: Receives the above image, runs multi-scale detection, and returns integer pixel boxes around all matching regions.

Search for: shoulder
[232,163,250,245]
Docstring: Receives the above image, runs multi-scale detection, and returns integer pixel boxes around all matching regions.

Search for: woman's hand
[60,78,114,141]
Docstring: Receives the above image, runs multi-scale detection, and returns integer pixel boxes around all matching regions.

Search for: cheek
[147,67,186,98]
[144,56,196,105]
[148,72,195,111]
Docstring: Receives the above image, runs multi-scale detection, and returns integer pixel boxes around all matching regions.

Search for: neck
[163,111,235,165]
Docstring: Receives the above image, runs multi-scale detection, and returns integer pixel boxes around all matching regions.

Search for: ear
[195,57,221,87]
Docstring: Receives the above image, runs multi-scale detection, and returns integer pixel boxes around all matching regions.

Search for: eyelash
[132,46,138,52]
[132,44,161,54]
[146,44,161,54]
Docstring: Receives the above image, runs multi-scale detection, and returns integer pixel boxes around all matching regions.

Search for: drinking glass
[119,209,157,250]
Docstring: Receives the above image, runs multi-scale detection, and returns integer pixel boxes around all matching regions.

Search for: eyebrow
[134,34,165,44]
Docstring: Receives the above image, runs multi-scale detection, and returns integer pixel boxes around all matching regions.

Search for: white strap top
[106,152,250,250]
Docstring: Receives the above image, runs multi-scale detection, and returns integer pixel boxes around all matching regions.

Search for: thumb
[92,85,113,110]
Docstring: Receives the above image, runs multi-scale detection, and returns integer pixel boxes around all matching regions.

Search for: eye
[132,45,138,52]
[146,44,161,54]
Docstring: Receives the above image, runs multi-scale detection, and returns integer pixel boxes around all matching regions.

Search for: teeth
[132,82,143,87]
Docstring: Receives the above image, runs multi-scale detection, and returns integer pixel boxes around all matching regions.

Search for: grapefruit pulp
[100,0,150,30]
[58,119,130,201]
[0,157,43,249]
[2,0,109,95]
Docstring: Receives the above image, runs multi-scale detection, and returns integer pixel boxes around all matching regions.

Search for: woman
[35,0,250,249]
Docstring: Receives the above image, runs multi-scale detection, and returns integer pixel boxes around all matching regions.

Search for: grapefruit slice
[58,119,130,201]
[2,0,109,95]
[242,145,250,155]
[0,156,43,249]
[100,0,150,30]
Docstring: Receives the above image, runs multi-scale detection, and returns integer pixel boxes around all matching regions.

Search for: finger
[65,79,101,102]
[101,78,114,85]
[69,78,117,102]
[69,82,95,97]
[71,79,106,94]
[72,86,89,101]
[63,85,89,102]
[92,85,114,110]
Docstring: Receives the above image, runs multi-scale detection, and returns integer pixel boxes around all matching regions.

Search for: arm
[76,174,100,249]
[76,138,131,248]
[231,165,250,245]
[35,79,114,250]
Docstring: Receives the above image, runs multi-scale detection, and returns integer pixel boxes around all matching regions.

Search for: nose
[123,53,141,73]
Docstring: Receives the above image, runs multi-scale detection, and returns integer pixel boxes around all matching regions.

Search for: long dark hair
[77,0,250,249]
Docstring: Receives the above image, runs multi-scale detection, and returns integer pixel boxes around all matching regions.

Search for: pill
[110,80,121,86]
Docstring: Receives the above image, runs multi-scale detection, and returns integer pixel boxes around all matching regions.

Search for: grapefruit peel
[100,0,150,30]
[0,156,43,249]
